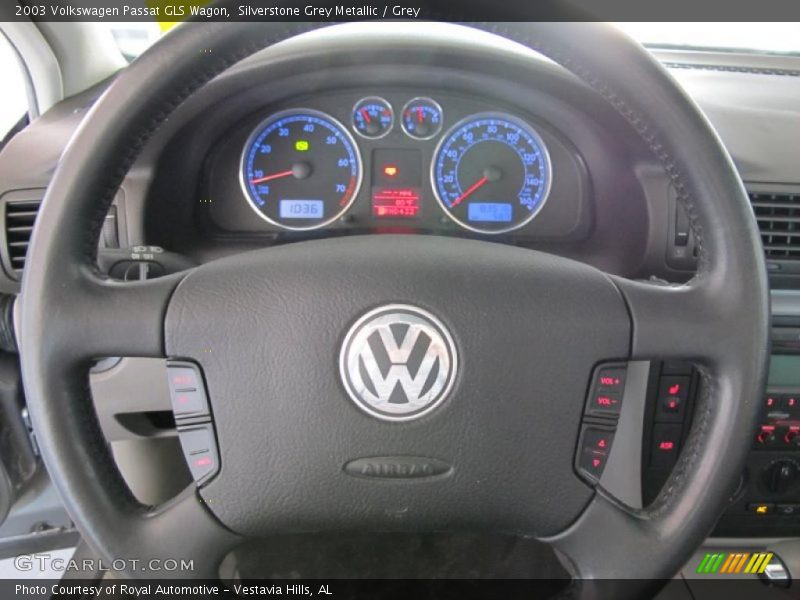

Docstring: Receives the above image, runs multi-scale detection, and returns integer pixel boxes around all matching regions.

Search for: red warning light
[383,164,399,178]
[668,384,681,395]
[658,441,675,451]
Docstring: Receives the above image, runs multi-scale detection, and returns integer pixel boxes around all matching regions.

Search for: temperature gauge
[352,97,394,139]
[401,97,443,140]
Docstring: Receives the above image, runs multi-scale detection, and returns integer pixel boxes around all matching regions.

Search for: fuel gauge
[352,97,394,139]
[401,97,443,140]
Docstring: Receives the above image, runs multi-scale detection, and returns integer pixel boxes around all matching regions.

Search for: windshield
[616,22,800,55]
[105,22,800,60]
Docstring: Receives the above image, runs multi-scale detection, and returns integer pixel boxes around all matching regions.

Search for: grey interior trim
[0,21,62,117]
[36,22,125,99]
[89,357,173,442]
[0,470,71,539]
[653,49,800,73]
[598,361,648,509]
[772,290,800,317]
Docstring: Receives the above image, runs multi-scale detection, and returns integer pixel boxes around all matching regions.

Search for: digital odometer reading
[432,112,551,234]
[241,109,362,230]
[279,199,324,219]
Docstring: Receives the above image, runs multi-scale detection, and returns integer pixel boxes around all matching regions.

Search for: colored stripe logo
[696,552,773,574]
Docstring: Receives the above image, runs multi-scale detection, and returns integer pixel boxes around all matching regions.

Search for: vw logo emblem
[339,304,458,421]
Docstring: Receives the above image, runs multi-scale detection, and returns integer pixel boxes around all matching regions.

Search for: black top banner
[2,0,800,22]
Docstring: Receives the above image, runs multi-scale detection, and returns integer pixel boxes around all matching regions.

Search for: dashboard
[1,24,800,545]
[205,90,588,239]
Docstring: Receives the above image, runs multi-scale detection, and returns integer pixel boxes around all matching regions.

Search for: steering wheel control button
[339,304,457,422]
[166,362,210,419]
[177,424,219,485]
[166,361,219,486]
[575,363,628,484]
[577,428,615,482]
[655,376,690,423]
[585,363,627,417]
[650,424,683,467]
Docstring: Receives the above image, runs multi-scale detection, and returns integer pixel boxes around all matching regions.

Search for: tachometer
[431,112,551,234]
[241,109,362,230]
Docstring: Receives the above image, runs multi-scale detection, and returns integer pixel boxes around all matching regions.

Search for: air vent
[749,192,800,260]
[4,198,41,278]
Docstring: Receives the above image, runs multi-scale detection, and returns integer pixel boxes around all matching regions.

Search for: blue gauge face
[352,97,393,139]
[241,110,362,230]
[432,113,551,234]
[402,98,443,140]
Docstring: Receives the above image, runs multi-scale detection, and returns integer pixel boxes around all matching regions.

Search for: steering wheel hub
[339,303,458,422]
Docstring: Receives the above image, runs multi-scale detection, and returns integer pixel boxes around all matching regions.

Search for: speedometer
[240,109,362,230]
[431,112,552,234]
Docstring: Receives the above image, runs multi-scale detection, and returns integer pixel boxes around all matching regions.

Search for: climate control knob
[785,429,800,447]
[762,460,799,494]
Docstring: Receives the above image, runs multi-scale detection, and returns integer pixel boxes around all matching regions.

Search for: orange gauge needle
[450,175,488,208]
[249,169,294,185]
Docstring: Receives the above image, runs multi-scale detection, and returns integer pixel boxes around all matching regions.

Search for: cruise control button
[178,424,219,485]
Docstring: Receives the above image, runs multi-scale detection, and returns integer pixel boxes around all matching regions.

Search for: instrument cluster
[206,90,588,241]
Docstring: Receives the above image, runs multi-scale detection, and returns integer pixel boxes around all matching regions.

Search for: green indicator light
[295,140,309,152]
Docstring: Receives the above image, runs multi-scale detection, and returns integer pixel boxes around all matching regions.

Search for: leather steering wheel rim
[19,15,768,598]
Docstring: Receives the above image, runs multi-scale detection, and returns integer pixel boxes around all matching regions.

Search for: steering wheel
[19,17,768,598]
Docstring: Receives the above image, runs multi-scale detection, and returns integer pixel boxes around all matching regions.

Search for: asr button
[651,424,682,467]
[177,424,219,485]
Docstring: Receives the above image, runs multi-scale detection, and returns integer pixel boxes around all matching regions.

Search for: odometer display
[432,112,551,234]
[241,109,362,230]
